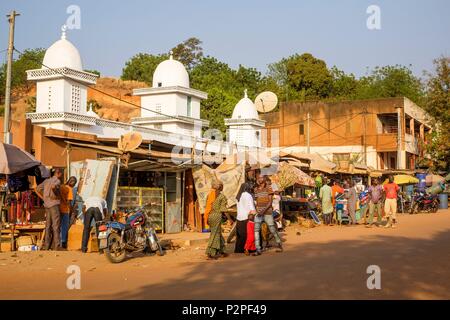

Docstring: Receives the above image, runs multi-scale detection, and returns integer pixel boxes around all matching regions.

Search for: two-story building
[260,97,432,170]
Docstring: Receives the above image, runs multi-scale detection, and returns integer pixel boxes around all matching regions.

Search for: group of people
[35,169,108,252]
[319,175,400,228]
[205,175,284,260]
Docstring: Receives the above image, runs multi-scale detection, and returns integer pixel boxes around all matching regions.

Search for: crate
[67,224,98,252]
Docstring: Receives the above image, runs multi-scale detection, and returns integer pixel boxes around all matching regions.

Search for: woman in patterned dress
[205,182,229,260]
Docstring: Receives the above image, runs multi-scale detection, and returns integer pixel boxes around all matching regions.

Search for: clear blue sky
[1,0,449,79]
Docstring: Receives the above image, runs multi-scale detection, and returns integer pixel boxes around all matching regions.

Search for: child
[244,213,256,256]
[272,187,283,231]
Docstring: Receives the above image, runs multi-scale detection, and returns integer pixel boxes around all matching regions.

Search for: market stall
[0,142,50,252]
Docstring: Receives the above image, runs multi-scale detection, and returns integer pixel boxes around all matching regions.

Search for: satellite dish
[118,132,143,152]
[255,91,278,113]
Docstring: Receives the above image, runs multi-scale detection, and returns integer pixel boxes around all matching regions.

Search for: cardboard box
[16,235,35,247]
[67,224,98,252]
[0,241,12,252]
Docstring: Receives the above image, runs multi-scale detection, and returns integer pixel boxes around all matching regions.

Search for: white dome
[232,90,259,120]
[42,28,83,71]
[152,54,189,88]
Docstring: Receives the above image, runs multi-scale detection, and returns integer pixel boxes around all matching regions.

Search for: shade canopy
[383,175,419,185]
[0,143,42,175]
[272,162,315,190]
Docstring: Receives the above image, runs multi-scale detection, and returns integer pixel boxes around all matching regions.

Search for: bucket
[439,193,448,209]
[416,173,427,191]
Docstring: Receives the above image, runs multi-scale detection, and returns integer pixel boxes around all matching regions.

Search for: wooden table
[1,224,45,251]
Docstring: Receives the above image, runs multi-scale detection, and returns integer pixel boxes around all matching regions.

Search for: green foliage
[422,56,450,171]
[0,48,45,103]
[354,65,424,104]
[329,66,359,99]
[84,69,101,76]
[171,37,203,70]
[285,53,332,99]
[121,53,168,85]
[26,96,36,113]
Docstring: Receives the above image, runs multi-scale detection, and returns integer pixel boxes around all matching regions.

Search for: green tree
[0,48,45,103]
[355,65,424,103]
[171,37,203,70]
[329,66,359,100]
[121,53,168,85]
[285,53,332,99]
[422,56,450,171]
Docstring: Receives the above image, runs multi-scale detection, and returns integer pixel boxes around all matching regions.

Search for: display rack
[116,187,164,232]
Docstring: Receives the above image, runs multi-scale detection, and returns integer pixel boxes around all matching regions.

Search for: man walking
[81,196,108,253]
[36,168,64,251]
[366,178,384,227]
[319,178,333,225]
[383,175,400,228]
[254,175,283,255]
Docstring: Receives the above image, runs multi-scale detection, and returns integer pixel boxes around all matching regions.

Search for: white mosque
[25,27,265,152]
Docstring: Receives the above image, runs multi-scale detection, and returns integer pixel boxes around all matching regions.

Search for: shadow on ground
[93,230,450,300]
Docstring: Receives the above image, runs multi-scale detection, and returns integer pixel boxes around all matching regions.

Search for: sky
[1,0,449,79]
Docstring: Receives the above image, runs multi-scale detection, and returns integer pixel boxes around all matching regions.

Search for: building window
[299,123,304,135]
[71,85,81,113]
[70,123,79,132]
[158,82,162,87]
[187,96,192,117]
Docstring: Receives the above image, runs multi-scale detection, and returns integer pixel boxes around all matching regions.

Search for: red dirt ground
[1,209,449,300]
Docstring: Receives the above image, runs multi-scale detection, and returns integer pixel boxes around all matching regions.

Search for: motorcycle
[410,192,439,214]
[98,208,164,263]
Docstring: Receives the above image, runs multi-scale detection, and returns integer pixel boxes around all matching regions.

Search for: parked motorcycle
[410,192,439,214]
[98,208,164,263]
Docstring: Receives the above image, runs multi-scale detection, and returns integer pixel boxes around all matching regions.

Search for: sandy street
[0,210,449,300]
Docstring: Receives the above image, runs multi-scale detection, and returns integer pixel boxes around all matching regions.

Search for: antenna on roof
[254,91,278,113]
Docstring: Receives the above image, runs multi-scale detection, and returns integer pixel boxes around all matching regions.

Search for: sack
[7,174,30,193]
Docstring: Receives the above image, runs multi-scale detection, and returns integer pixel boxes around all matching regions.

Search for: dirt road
[1,210,449,300]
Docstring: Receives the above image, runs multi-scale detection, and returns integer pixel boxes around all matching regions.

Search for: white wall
[140,94,177,117]
[228,125,262,148]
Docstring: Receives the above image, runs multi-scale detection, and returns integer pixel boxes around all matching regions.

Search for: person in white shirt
[234,182,256,253]
[271,184,283,231]
[81,196,108,253]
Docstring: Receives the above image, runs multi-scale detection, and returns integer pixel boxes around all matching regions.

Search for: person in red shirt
[383,175,400,228]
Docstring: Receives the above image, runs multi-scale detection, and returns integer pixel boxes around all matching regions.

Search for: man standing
[331,180,344,223]
[36,168,63,251]
[81,196,108,253]
[383,175,400,228]
[345,181,358,225]
[60,176,77,248]
[319,178,333,225]
[254,175,282,255]
[366,178,384,228]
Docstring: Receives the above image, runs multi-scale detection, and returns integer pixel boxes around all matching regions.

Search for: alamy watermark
[66,265,81,290]
[366,265,381,290]
[367,5,381,30]
[66,5,81,30]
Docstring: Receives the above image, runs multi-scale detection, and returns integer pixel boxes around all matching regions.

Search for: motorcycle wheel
[105,233,126,263]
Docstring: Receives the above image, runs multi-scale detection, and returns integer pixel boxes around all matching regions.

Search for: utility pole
[306,111,310,154]
[3,10,20,144]
[395,105,403,170]
[362,106,367,165]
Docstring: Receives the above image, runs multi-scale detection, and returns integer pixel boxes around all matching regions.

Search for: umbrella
[425,174,445,186]
[0,142,41,174]
[383,174,419,185]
